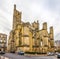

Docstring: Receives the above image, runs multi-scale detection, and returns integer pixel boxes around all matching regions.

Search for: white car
[0,51,5,54]
[55,52,58,55]
[47,52,55,56]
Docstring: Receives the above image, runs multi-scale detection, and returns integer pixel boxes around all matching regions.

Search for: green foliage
[25,52,47,54]
[57,49,60,53]
[25,52,35,54]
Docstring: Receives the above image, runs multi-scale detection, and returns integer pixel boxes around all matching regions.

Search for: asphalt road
[0,53,58,59]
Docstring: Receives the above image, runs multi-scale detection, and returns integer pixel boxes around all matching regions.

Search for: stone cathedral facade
[7,5,54,53]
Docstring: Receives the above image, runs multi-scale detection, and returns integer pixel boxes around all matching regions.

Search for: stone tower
[49,26,54,52]
[13,4,22,29]
[43,22,47,30]
[32,20,39,30]
[39,22,49,53]
[49,26,54,46]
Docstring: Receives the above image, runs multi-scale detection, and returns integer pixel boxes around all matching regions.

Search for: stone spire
[14,4,16,10]
[13,4,22,29]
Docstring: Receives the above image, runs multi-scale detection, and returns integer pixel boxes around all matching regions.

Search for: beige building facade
[0,33,7,52]
[8,5,54,53]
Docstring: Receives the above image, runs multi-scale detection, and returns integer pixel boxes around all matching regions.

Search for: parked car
[55,52,58,55]
[47,52,55,56]
[10,51,15,53]
[0,51,5,54]
[57,53,60,58]
[17,51,24,55]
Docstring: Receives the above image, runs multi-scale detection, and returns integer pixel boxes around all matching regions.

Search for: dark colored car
[57,53,60,58]
[10,51,15,53]
[0,51,5,54]
[18,51,24,55]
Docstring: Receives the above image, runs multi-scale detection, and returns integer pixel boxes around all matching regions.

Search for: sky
[0,0,60,40]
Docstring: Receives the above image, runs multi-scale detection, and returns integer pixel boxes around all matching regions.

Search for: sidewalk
[24,54,47,57]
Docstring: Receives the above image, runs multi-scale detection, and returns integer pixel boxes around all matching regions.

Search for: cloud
[55,33,60,40]
[0,0,60,40]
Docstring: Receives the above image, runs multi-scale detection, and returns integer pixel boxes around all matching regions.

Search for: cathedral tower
[49,26,54,52]
[13,4,22,29]
[49,26,54,40]
[43,22,47,30]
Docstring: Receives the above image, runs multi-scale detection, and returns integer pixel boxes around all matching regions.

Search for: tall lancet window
[41,39,43,46]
